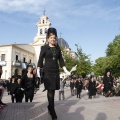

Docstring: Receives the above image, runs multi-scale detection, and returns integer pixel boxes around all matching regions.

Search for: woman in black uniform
[15,78,24,103]
[76,77,83,99]
[37,28,70,120]
[88,75,96,99]
[103,69,113,97]
[9,76,16,103]
[22,65,36,102]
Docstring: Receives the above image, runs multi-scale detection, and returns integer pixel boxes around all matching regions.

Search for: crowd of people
[0,65,41,108]
[69,69,120,99]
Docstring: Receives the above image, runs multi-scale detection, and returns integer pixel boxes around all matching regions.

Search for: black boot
[47,90,57,119]
[51,107,57,120]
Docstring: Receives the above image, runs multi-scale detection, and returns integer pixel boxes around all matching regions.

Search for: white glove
[12,94,15,96]
[70,65,77,72]
[37,68,41,78]
[21,88,24,91]
[63,66,71,76]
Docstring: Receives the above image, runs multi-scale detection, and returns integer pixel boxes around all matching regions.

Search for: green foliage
[59,46,77,72]
[106,35,120,56]
[93,34,120,77]
[59,45,92,78]
[75,44,92,77]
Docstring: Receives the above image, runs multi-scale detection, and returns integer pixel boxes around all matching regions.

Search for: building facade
[0,15,51,79]
[0,15,77,79]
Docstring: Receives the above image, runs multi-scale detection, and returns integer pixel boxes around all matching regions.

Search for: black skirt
[43,71,60,90]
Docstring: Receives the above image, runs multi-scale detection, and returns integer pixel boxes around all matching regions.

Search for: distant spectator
[88,75,96,99]
[96,81,103,95]
[75,78,83,99]
[59,78,65,100]
[9,76,16,103]
[70,79,75,96]
[103,69,113,97]
[14,78,24,103]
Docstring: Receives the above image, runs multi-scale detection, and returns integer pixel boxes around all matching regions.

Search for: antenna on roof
[43,8,46,15]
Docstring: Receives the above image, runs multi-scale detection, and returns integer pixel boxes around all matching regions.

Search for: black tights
[47,90,57,119]
[47,90,55,108]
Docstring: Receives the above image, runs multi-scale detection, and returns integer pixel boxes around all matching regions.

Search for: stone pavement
[0,85,120,120]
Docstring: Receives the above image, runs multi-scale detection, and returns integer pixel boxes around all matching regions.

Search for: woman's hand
[63,66,71,76]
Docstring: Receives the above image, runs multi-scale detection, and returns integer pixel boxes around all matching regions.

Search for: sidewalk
[0,85,120,120]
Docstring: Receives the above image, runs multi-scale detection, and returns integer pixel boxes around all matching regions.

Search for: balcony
[0,61,6,66]
[12,61,21,67]
[21,62,27,69]
[26,63,36,69]
[12,61,36,69]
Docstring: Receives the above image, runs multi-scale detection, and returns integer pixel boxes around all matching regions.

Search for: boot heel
[51,109,57,120]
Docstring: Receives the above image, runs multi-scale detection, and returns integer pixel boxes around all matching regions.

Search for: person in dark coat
[76,78,83,99]
[22,65,36,102]
[9,76,16,103]
[14,78,24,103]
[103,69,113,97]
[37,28,70,120]
[70,79,75,96]
[88,75,96,99]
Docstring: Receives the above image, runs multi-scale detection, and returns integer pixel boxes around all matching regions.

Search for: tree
[75,44,92,78]
[93,34,120,77]
[59,46,77,72]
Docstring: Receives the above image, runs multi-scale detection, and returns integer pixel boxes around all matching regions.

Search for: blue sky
[0,0,120,63]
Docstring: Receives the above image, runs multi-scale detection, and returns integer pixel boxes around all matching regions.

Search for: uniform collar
[46,44,58,49]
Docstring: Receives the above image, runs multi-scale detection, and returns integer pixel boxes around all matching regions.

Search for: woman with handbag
[37,28,70,120]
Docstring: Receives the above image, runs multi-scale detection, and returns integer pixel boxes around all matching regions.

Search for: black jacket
[76,81,83,90]
[9,82,16,95]
[70,82,75,89]
[37,44,65,73]
[103,76,113,93]
[22,74,36,90]
[88,80,96,92]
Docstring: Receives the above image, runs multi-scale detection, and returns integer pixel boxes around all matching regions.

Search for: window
[1,54,5,61]
[23,57,26,63]
[29,59,31,63]
[16,55,18,61]
[45,28,47,34]
[40,29,42,34]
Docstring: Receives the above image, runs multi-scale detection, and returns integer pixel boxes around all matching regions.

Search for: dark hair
[104,68,112,76]
[46,27,57,38]
[26,64,33,74]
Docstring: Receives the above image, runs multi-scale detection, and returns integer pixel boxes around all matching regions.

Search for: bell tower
[32,15,51,46]
[31,13,51,66]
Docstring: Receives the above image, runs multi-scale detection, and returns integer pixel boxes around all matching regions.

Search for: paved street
[0,85,120,120]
